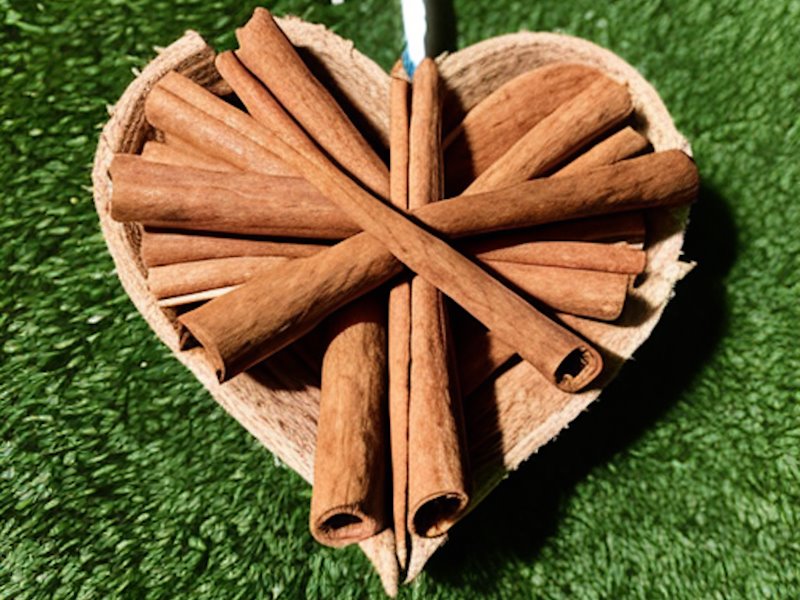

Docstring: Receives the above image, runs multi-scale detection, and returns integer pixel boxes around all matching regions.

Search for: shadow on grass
[425,183,736,590]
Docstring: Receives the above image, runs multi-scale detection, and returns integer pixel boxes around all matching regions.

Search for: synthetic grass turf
[1,0,798,597]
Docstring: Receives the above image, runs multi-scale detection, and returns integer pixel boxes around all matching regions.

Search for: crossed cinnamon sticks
[107,7,698,565]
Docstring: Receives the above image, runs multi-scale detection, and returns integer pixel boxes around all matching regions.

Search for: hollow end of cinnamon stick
[178,316,228,382]
[311,506,383,549]
[553,345,603,392]
[410,491,469,538]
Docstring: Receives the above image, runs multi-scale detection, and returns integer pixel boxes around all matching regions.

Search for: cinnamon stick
[115,155,650,270]
[144,73,292,176]
[459,127,649,394]
[109,155,357,239]
[215,35,395,548]
[443,63,603,193]
[147,256,287,299]
[235,7,390,199]
[464,76,633,193]
[495,212,646,246]
[140,229,326,268]
[161,132,241,172]
[140,140,238,172]
[387,63,412,568]
[557,126,650,177]
[145,253,631,319]
[140,74,658,240]
[140,225,643,275]
[454,126,654,392]
[405,59,469,539]
[466,239,645,274]
[309,296,388,547]
[179,151,698,385]
[490,263,631,321]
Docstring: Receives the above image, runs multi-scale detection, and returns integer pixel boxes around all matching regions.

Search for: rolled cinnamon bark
[498,212,646,246]
[214,51,324,165]
[387,63,412,568]
[140,225,643,274]
[169,69,609,392]
[140,74,667,240]
[140,140,238,172]
[464,76,633,193]
[109,155,357,239]
[161,132,241,172]
[144,76,291,177]
[557,126,650,177]
[406,59,470,539]
[179,151,698,385]
[114,154,650,266]
[309,295,388,547]
[147,256,287,299]
[235,7,390,199]
[145,254,631,319]
[466,239,645,274]
[443,63,603,193]
[181,162,606,394]
[140,229,327,267]
[215,34,394,549]
[454,126,655,392]
[490,263,631,321]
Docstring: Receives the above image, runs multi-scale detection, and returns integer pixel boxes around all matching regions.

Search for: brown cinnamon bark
[166,69,633,392]
[235,7,390,199]
[454,126,654,392]
[140,225,643,274]
[109,155,357,239]
[216,35,394,549]
[443,63,603,193]
[406,59,470,539]
[144,253,631,319]
[495,212,646,246]
[179,151,698,385]
[310,296,388,547]
[450,120,648,395]
[145,73,644,236]
[115,154,650,269]
[144,75,292,177]
[464,76,633,193]
[140,140,238,172]
[140,229,326,268]
[214,51,324,164]
[180,145,607,394]
[466,239,645,274]
[139,205,646,254]
[161,132,241,172]
[387,63,412,568]
[147,256,287,299]
[490,263,632,321]
[557,126,650,177]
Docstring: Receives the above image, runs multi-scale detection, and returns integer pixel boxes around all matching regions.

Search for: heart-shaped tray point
[93,15,693,596]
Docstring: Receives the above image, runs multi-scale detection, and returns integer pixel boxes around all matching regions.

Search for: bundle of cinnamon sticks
[108,7,698,571]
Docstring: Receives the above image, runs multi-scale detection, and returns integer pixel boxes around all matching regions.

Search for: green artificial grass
[1,0,798,597]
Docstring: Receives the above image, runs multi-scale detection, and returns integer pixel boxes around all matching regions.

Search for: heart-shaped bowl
[92,15,693,596]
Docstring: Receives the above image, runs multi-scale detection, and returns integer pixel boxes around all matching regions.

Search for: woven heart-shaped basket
[92,15,693,596]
